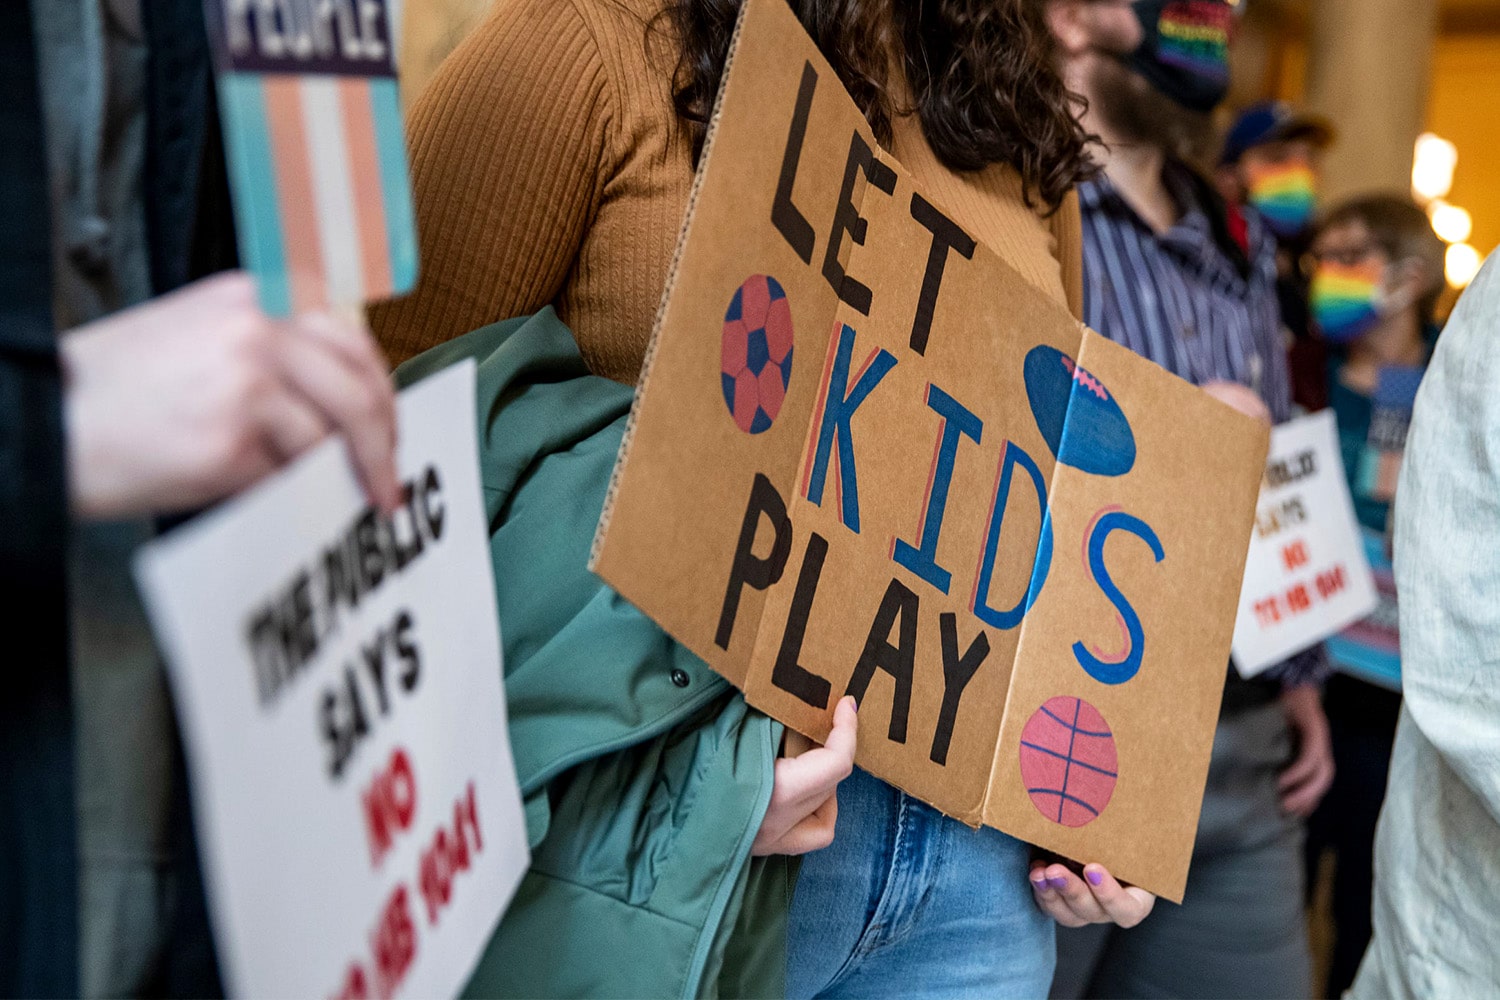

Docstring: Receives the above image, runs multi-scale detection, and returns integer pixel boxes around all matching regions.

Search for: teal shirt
[1324,360,1427,690]
[1328,374,1390,534]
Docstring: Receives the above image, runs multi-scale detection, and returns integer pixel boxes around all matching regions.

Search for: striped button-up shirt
[1078,163,1326,687]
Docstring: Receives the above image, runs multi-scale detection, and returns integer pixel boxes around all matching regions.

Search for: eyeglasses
[1298,242,1381,282]
[1308,242,1380,268]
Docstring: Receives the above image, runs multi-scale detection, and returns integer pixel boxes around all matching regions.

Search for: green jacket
[395,310,792,999]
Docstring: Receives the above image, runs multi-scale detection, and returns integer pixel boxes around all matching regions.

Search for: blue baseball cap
[1219,101,1335,165]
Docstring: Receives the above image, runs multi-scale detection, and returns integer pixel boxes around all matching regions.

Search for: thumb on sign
[752,696,859,856]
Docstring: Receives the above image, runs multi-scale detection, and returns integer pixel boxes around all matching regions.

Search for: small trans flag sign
[204,0,418,315]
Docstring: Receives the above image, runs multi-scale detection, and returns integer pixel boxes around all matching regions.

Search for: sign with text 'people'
[205,0,419,315]
[1232,410,1379,677]
[591,0,1268,901]
[136,361,526,998]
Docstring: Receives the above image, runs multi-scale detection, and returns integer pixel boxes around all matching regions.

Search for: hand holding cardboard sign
[592,0,1271,900]
[63,273,400,519]
[752,696,858,856]
[1029,861,1156,929]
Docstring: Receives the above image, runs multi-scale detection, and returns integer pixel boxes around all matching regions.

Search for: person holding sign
[1301,195,1445,999]
[0,4,400,995]
[371,0,1096,376]
[1044,1,1332,997]
[374,0,1154,995]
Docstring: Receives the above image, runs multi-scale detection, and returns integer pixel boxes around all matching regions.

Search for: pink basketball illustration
[721,274,794,434]
[1019,696,1118,827]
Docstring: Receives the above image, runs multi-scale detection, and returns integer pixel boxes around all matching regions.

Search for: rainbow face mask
[1246,161,1317,240]
[1311,260,1384,344]
[1125,0,1233,112]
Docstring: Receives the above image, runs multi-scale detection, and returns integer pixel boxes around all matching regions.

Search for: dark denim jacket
[1,2,231,994]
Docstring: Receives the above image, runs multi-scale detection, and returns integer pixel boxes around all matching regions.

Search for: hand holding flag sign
[54,5,415,522]
[126,13,530,999]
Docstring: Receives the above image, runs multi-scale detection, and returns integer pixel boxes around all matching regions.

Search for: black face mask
[1120,0,1233,113]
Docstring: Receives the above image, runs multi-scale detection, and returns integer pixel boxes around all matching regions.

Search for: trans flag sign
[205,0,419,316]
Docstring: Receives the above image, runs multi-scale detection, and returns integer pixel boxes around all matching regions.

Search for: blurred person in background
[1217,102,1333,254]
[1350,252,1500,999]
[376,0,1154,995]
[2,2,398,995]
[1044,1,1332,996]
[1302,194,1446,1000]
[397,0,491,108]
[1215,101,1336,411]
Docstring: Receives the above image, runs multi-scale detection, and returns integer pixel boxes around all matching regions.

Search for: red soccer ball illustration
[721,274,794,434]
[1019,696,1119,827]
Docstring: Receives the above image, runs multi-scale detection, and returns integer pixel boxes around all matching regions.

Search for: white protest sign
[136,360,527,999]
[1232,409,1378,677]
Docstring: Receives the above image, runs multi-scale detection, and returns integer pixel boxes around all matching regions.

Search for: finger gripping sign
[136,361,528,998]
[204,0,419,315]
[590,0,1269,901]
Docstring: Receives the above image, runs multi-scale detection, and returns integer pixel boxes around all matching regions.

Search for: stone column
[1303,0,1438,200]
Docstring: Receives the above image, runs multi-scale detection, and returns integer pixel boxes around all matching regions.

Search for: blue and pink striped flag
[206,0,418,316]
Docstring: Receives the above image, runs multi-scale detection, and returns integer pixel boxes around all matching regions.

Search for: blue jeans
[787,767,1054,998]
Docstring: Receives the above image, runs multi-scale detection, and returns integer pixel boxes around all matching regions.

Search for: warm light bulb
[1413,133,1459,203]
[1446,243,1482,288]
[1429,201,1474,244]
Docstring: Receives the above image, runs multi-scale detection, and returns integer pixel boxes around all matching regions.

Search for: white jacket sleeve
[1393,252,1500,825]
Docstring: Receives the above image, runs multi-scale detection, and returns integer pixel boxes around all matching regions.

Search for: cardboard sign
[135,361,526,999]
[1232,410,1379,678]
[206,0,419,315]
[591,0,1268,901]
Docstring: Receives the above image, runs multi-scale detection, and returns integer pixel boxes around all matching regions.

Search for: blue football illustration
[1023,344,1136,478]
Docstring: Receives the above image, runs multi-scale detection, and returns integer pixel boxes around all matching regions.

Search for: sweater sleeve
[370,0,617,366]
[1050,190,1085,323]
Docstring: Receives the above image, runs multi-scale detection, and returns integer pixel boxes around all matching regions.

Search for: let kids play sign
[593,0,1268,901]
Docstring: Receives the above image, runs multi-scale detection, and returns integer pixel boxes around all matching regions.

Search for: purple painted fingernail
[1086,869,1104,887]
[1048,876,1069,890]
[1031,876,1049,890]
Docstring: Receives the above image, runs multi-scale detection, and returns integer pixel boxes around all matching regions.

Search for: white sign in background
[136,360,527,999]
[1232,409,1379,677]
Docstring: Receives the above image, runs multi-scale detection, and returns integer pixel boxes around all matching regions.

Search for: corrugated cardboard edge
[588,3,755,574]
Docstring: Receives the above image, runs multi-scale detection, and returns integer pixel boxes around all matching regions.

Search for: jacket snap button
[670,668,691,688]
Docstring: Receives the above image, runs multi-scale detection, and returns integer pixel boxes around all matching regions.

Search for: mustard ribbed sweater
[372,0,1083,383]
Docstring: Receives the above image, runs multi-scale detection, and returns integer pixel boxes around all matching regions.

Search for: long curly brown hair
[660,0,1098,211]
